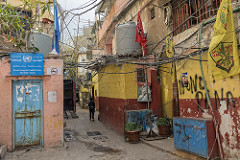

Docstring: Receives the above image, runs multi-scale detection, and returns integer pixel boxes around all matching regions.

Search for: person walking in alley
[88,98,95,121]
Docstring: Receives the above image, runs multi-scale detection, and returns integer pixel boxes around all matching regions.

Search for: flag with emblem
[208,0,240,79]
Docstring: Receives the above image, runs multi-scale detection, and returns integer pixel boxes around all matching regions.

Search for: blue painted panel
[13,80,43,148]
[173,118,208,158]
[173,118,188,151]
[127,110,152,130]
[185,119,207,157]
[11,53,43,76]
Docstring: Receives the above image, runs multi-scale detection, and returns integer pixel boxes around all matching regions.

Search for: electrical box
[173,117,219,159]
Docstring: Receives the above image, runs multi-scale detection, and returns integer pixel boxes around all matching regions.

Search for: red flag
[135,12,147,56]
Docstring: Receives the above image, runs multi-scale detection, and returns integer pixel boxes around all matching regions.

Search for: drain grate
[87,131,102,136]
[87,131,108,142]
[87,132,95,136]
[93,136,108,140]
[94,131,102,136]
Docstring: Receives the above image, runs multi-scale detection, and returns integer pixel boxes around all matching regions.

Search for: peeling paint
[20,85,24,94]
[219,101,238,157]
[17,97,23,103]
[187,108,192,113]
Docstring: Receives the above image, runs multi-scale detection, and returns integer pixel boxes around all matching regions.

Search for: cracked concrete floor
[4,107,185,160]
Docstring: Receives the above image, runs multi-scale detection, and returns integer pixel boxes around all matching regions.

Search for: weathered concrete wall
[174,14,240,158]
[98,0,130,42]
[0,57,63,150]
[115,0,173,119]
[176,52,240,158]
[95,0,173,133]
[159,63,174,119]
[98,0,171,54]
[93,64,161,133]
[117,0,170,54]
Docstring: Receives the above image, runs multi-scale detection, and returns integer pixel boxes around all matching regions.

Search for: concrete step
[141,138,205,160]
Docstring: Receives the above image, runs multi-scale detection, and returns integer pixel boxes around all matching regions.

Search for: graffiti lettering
[179,74,236,110]
[226,91,235,109]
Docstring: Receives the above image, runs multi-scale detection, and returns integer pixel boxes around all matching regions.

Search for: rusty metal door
[13,80,43,148]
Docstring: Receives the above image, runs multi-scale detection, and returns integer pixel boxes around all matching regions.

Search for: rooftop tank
[115,22,141,56]
[28,31,52,55]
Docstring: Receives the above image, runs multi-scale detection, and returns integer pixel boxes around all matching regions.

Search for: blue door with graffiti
[13,80,43,148]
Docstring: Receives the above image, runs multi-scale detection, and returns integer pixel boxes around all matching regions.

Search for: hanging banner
[166,34,173,58]
[208,0,240,79]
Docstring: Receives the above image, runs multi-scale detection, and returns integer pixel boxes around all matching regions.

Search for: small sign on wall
[48,91,57,102]
[46,68,62,75]
[10,53,44,76]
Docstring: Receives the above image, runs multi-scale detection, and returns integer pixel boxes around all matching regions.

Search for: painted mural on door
[13,80,43,148]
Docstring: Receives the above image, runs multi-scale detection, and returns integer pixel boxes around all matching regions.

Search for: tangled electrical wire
[64,46,209,75]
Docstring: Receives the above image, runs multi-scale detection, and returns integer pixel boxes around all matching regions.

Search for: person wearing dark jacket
[88,98,95,121]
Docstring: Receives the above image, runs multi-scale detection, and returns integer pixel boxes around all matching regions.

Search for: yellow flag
[165,34,175,82]
[166,34,173,58]
[208,0,240,79]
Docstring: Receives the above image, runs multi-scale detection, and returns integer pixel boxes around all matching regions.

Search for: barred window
[172,0,223,35]
[137,68,145,82]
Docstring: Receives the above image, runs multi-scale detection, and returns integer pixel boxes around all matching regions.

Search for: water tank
[115,22,141,55]
[28,31,52,55]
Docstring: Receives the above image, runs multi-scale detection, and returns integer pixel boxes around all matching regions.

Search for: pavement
[141,138,205,160]
[3,105,202,160]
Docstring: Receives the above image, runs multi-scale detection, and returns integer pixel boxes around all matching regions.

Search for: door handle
[183,135,190,142]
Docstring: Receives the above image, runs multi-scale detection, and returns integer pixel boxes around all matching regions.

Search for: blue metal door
[13,80,43,148]
[174,118,208,158]
[186,119,207,157]
[173,118,189,151]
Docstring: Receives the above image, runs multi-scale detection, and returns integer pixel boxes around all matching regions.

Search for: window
[172,0,223,35]
[137,68,145,82]
[150,8,155,20]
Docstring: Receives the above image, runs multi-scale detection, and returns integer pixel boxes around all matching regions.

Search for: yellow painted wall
[176,52,240,100]
[160,63,174,119]
[93,63,138,100]
[92,73,99,98]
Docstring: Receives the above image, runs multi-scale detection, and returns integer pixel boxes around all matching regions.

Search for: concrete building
[94,0,240,159]
[0,57,63,151]
[171,0,240,159]
[75,26,95,108]
[0,0,63,151]
[93,0,170,133]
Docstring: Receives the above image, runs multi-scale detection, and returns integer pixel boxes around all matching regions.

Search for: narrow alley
[4,106,184,160]
[2,0,240,159]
